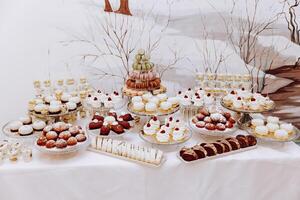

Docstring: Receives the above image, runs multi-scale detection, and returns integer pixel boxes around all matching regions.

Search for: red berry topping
[160,130,166,133]
[184,95,188,98]
[97,90,101,93]
[175,128,179,131]
[169,117,173,121]
[147,123,151,127]
[237,97,241,100]
[251,98,256,101]
[176,119,180,122]
[94,97,98,100]
[166,123,170,127]
[230,91,235,94]
[108,97,112,101]
[242,87,245,91]
[207,93,211,97]
[152,116,158,121]
[188,88,192,91]
[178,91,182,94]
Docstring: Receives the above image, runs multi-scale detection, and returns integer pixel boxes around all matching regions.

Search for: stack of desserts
[123,49,166,97]
[142,116,189,143]
[177,88,215,107]
[88,111,135,136]
[250,116,297,141]
[129,93,180,115]
[179,135,257,162]
[36,122,87,150]
[191,108,236,133]
[222,89,274,112]
[0,140,32,162]
[6,115,46,137]
[90,137,164,166]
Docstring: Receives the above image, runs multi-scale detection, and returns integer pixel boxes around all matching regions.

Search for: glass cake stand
[220,100,275,129]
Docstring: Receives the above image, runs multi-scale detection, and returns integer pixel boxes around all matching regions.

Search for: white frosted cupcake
[193,96,204,107]
[155,129,170,143]
[266,123,279,132]
[145,102,157,113]
[172,127,185,141]
[143,123,157,136]
[149,116,160,129]
[180,95,192,106]
[255,125,268,136]
[274,129,289,140]
[133,102,144,111]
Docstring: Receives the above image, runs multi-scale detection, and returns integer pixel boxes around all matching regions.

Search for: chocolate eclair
[192,145,207,159]
[203,144,218,157]
[181,149,198,161]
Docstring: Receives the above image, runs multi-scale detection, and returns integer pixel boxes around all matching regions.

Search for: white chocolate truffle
[251,118,264,127]
[266,123,279,132]
[267,116,279,124]
[274,129,289,140]
[255,125,268,136]
[145,102,157,112]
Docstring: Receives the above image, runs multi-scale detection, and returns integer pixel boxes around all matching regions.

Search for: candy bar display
[178,135,257,162]
[35,122,89,154]
[190,108,237,136]
[2,115,46,138]
[247,116,299,142]
[123,49,166,97]
[140,116,191,145]
[87,111,135,137]
[0,140,32,163]
[127,93,180,116]
[89,136,164,167]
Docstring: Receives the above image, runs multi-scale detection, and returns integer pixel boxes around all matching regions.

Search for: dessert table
[1,125,300,200]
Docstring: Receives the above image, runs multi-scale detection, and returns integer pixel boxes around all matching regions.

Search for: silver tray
[220,99,275,114]
[189,118,238,137]
[34,134,90,155]
[139,128,192,146]
[245,124,300,142]
[2,121,42,139]
[127,102,180,117]
[88,146,165,168]
[178,145,257,163]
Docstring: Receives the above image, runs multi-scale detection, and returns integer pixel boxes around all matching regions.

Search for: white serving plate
[88,146,165,168]
[139,128,192,146]
[189,118,238,137]
[178,145,257,163]
[2,121,42,139]
[34,135,90,155]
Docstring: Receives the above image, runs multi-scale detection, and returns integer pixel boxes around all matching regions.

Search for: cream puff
[133,102,145,111]
[155,129,170,143]
[145,102,157,113]
[159,101,172,112]
[274,129,289,140]
[32,120,46,131]
[280,123,294,134]
[18,125,34,136]
[255,125,268,136]
[143,123,157,136]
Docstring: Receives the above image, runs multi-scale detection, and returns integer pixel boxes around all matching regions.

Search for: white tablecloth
[1,124,300,200]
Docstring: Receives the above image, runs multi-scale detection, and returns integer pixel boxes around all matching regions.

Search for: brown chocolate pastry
[55,139,68,149]
[212,142,225,154]
[45,140,56,148]
[236,137,249,148]
[196,121,206,128]
[76,134,87,142]
[246,135,257,146]
[227,138,240,150]
[67,137,77,146]
[92,115,104,122]
[205,123,216,130]
[199,143,207,147]
[192,145,207,159]
[228,117,236,124]
[37,136,47,146]
[217,140,232,153]
[89,120,103,130]
[111,124,125,134]
[118,121,131,129]
[223,112,231,119]
[216,123,226,131]
[100,125,110,136]
[204,117,212,123]
[120,113,134,121]
[200,108,210,116]
[225,121,234,128]
[108,111,117,120]
[196,113,205,121]
[180,147,189,157]
[203,144,217,156]
[58,131,71,141]
[69,126,80,136]
[181,149,198,162]
[192,117,199,124]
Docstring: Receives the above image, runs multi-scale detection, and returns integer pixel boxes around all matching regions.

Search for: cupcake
[143,123,157,136]
[155,130,170,143]
[44,95,56,104]
[149,116,160,129]
[34,104,47,114]
[172,127,185,141]
[104,97,114,109]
